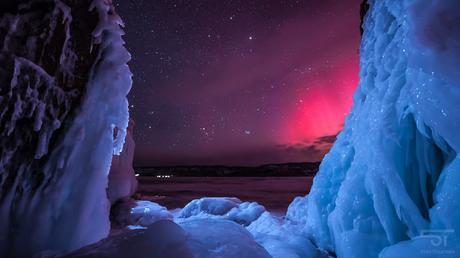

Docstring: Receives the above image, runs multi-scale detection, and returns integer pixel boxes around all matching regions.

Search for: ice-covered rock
[0,0,131,256]
[178,197,266,226]
[107,119,138,204]
[289,0,460,257]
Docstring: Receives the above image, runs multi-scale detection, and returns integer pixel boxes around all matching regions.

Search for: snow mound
[178,197,265,226]
[287,0,460,257]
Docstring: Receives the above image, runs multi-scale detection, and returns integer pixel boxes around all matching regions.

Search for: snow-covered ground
[69,197,324,258]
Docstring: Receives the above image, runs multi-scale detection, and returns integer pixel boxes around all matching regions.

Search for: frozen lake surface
[136,176,313,214]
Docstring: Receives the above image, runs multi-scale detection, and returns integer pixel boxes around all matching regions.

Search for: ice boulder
[178,197,266,226]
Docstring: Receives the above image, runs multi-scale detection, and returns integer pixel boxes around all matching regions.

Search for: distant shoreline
[134,162,320,177]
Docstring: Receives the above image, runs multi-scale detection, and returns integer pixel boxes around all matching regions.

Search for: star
[116,0,361,166]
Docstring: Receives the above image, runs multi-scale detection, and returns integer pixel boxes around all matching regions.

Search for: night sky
[115,0,362,166]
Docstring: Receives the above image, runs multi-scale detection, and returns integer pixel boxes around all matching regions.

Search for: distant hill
[135,162,320,177]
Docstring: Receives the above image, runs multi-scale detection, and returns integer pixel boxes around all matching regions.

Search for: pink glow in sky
[119,0,362,166]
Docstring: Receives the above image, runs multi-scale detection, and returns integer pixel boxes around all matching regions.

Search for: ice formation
[178,197,266,226]
[107,119,138,204]
[127,200,173,227]
[293,0,460,257]
[179,197,242,217]
[0,0,131,256]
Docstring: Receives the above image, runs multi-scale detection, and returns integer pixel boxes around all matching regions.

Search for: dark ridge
[0,2,21,14]
[360,0,370,35]
[135,162,320,177]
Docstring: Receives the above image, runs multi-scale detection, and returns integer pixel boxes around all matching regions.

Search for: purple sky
[116,0,362,166]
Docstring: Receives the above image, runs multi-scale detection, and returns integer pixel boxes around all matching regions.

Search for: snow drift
[0,0,131,256]
[294,0,460,257]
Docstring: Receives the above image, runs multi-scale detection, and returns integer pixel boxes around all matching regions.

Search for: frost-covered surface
[178,197,266,226]
[107,119,138,204]
[0,0,131,256]
[294,0,460,257]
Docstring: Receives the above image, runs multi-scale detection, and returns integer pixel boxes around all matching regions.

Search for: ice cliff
[0,0,131,256]
[296,0,460,257]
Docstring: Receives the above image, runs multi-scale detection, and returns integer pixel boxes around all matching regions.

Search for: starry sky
[115,0,362,167]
